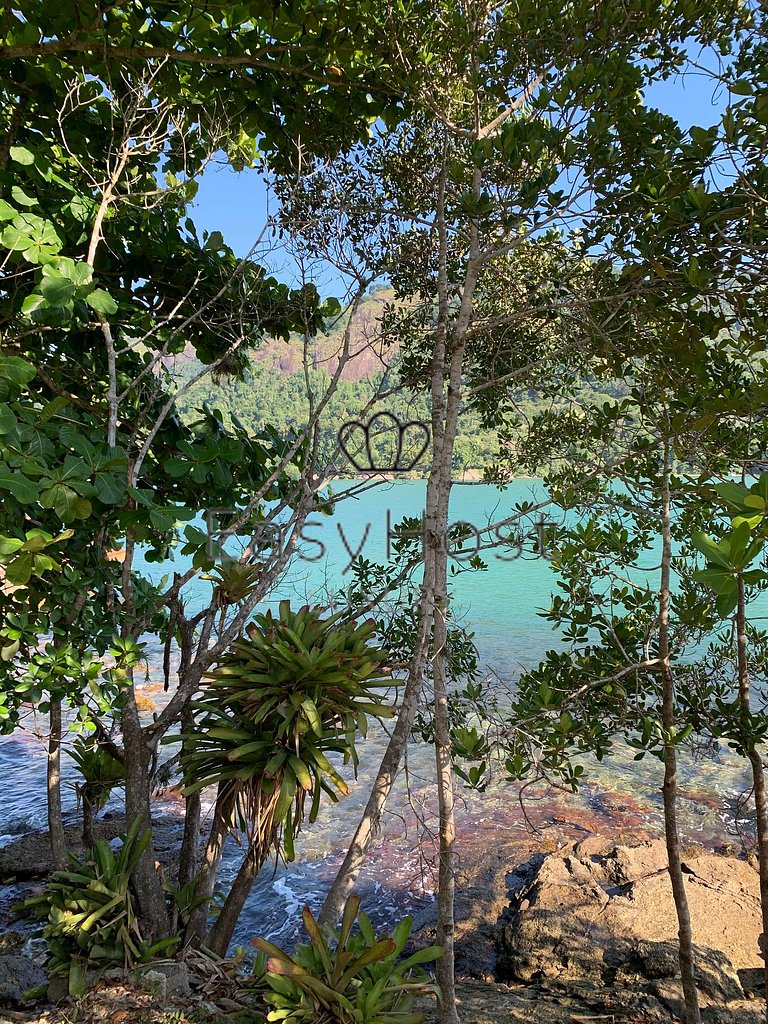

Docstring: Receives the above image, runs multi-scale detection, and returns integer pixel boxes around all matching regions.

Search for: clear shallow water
[1,479,764,949]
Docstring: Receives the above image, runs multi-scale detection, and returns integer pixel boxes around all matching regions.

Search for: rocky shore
[1,830,765,1023]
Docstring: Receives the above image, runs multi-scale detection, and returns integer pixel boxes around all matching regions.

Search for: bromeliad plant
[252,895,441,1024]
[17,818,177,997]
[180,601,395,955]
[70,736,125,847]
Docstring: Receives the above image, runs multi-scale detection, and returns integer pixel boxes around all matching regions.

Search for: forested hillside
[174,290,627,475]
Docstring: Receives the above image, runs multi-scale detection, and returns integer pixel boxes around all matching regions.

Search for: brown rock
[497,838,763,1012]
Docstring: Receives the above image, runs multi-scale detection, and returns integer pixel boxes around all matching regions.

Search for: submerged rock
[497,837,764,1016]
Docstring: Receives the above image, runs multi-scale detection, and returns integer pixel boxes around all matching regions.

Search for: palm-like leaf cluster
[17,819,176,996]
[181,601,394,862]
[252,896,441,1023]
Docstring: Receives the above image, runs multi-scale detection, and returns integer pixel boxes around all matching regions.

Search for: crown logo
[338,413,430,473]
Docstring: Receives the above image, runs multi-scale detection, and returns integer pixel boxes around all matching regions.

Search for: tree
[273,3,747,1019]
[0,0,425,946]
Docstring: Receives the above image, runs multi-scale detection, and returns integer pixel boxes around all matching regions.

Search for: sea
[0,479,763,950]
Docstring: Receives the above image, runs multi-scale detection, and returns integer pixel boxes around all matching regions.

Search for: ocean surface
[1,479,763,950]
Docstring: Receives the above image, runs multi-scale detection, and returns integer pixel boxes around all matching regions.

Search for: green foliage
[17,819,177,997]
[252,896,440,1024]
[174,327,629,478]
[70,736,125,819]
[692,476,768,616]
[180,602,394,862]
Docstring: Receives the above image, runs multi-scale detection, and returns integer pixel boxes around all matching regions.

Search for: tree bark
[47,700,68,871]
[122,690,171,941]
[736,577,768,1023]
[82,792,96,848]
[177,703,202,896]
[184,782,235,947]
[659,438,700,1024]
[432,575,459,1023]
[206,840,266,956]
[178,790,201,889]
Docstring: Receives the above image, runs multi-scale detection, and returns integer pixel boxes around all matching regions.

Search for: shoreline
[2,828,764,1023]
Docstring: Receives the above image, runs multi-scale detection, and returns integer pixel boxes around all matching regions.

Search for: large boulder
[497,837,763,1015]
[0,953,46,1007]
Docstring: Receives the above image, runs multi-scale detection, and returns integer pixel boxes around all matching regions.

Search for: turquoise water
[2,478,763,949]
[134,477,562,676]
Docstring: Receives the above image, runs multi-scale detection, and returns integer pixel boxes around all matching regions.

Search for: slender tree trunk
[177,703,202,893]
[736,577,768,1021]
[206,840,266,956]
[321,157,478,1024]
[319,666,429,926]
[82,792,96,848]
[184,782,235,947]
[659,438,700,1024]
[432,580,459,1023]
[47,700,68,870]
[178,790,201,889]
[173,791,200,936]
[122,690,171,941]
[320,161,452,929]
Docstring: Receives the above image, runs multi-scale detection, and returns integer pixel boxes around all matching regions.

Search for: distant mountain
[251,287,397,381]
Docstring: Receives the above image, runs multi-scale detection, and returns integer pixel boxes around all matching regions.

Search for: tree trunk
[321,159,478,1024]
[206,840,266,956]
[432,582,459,1023]
[177,701,201,894]
[319,669,426,926]
[659,438,700,1024]
[47,700,68,871]
[736,577,768,1022]
[184,782,235,947]
[82,792,96,848]
[178,790,201,889]
[122,690,171,941]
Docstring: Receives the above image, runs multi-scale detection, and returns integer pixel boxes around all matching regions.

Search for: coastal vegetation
[1,2,768,1024]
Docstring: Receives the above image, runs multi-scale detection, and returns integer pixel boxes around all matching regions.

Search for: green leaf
[691,530,732,569]
[0,404,16,434]
[714,481,751,510]
[0,471,39,503]
[301,698,322,735]
[6,551,33,586]
[11,185,37,207]
[204,230,224,250]
[730,79,754,96]
[0,356,36,388]
[85,289,118,315]
[0,224,32,251]
[21,292,47,316]
[40,483,86,522]
[9,146,35,166]
[0,536,25,556]
[40,273,76,306]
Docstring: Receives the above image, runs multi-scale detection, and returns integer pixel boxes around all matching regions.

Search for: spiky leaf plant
[252,896,441,1024]
[17,818,177,997]
[179,602,395,953]
[69,736,125,846]
[183,601,393,856]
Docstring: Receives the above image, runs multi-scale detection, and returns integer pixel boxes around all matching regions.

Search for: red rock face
[253,292,398,381]
[169,289,400,382]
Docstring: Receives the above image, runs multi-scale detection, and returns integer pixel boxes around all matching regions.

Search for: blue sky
[189,56,729,290]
